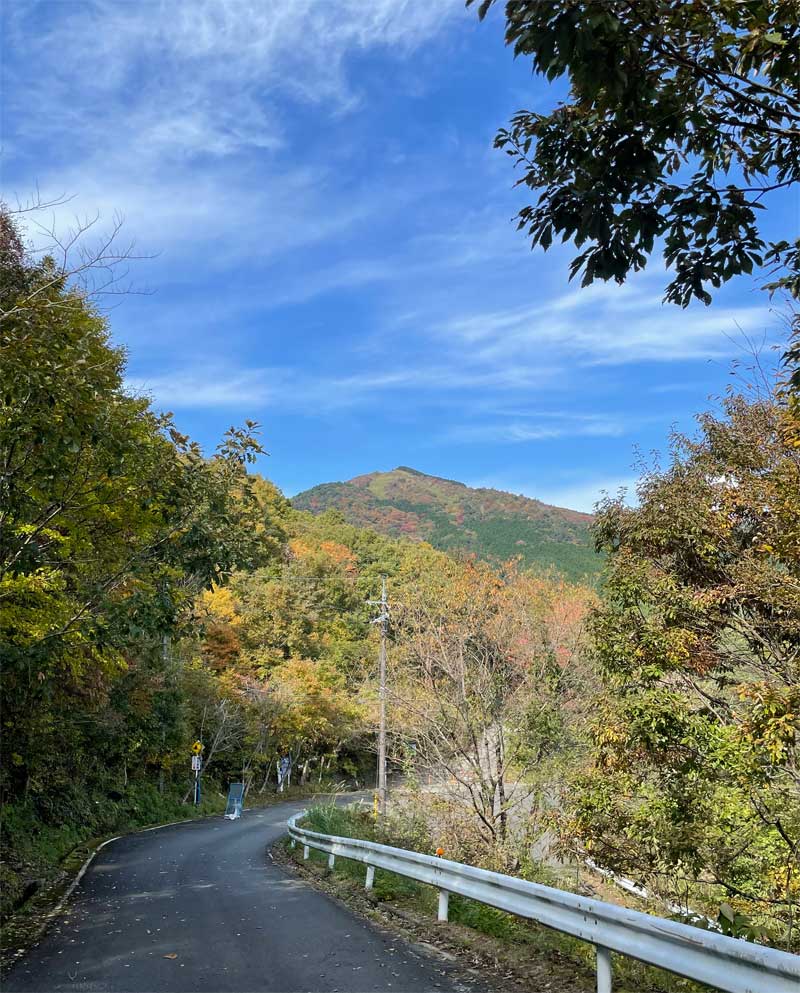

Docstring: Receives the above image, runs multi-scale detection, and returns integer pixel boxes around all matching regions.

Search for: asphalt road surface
[5,799,478,993]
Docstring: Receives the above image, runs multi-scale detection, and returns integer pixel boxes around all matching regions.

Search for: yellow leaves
[778,400,800,451]
[266,657,366,751]
[197,583,239,625]
[288,538,312,560]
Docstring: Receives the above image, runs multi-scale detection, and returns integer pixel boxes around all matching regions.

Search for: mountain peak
[393,466,467,486]
[292,469,599,581]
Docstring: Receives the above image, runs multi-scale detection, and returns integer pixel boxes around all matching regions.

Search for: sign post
[277,755,291,793]
[191,741,204,806]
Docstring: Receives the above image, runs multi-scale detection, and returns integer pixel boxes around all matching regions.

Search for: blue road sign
[224,782,245,819]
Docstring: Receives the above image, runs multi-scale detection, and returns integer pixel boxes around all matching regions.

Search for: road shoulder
[271,836,595,993]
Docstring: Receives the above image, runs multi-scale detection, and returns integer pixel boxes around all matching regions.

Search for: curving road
[5,799,477,993]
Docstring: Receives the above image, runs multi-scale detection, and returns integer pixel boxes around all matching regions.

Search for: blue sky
[3,1,796,511]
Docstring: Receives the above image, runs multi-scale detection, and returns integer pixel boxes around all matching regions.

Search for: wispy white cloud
[443,412,630,444]
[5,0,784,508]
[6,0,462,158]
[535,476,639,514]
[126,358,564,413]
[127,368,281,410]
[251,209,533,310]
[24,162,376,272]
[434,273,773,365]
[4,0,465,264]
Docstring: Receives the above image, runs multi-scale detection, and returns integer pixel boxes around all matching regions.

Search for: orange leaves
[318,541,357,574]
[287,537,312,560]
[289,537,357,575]
[202,622,242,671]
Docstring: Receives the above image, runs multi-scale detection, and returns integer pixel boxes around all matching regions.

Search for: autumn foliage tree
[0,208,274,908]
[391,550,594,851]
[563,380,800,941]
[186,512,389,793]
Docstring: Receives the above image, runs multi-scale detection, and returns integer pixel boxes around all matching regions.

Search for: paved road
[6,799,476,993]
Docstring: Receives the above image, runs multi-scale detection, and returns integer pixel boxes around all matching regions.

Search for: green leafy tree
[0,209,270,801]
[473,0,800,305]
[783,314,800,403]
[563,383,800,942]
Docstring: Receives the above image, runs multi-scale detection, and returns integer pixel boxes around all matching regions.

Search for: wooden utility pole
[369,577,389,814]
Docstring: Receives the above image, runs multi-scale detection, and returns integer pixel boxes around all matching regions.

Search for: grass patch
[303,801,375,839]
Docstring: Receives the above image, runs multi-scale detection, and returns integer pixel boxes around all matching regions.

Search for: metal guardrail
[287,811,800,993]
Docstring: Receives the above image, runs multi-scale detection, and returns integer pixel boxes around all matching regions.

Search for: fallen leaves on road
[163,953,178,959]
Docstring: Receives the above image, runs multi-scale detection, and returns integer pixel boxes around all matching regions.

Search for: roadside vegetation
[0,205,597,923]
[285,802,711,993]
[2,0,799,977]
[2,196,799,952]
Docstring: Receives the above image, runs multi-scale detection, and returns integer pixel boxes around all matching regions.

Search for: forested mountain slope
[293,467,599,581]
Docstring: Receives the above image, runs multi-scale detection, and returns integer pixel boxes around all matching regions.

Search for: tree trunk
[495,736,507,842]
[259,758,274,793]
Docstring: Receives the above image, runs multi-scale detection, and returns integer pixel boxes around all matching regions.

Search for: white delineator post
[438,890,449,922]
[303,845,309,860]
[365,866,375,890]
[328,853,335,869]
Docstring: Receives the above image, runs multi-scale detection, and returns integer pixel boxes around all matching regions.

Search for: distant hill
[292,467,600,582]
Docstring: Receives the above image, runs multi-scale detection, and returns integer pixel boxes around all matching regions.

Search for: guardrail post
[303,845,309,860]
[365,866,375,890]
[596,946,612,993]
[438,890,449,922]
[328,852,335,869]
[290,838,296,848]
